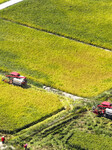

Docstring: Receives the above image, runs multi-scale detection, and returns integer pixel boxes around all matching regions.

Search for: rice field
[0,19,112,97]
[0,76,63,131]
[1,0,112,49]
[0,1,112,149]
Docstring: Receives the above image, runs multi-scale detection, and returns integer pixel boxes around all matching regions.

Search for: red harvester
[93,101,112,118]
[2,72,27,87]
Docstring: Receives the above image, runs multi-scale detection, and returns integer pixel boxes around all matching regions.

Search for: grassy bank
[0,76,63,131]
[0,19,112,97]
[1,0,112,49]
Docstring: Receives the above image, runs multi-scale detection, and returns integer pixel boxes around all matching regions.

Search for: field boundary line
[0,0,23,10]
[0,17,112,52]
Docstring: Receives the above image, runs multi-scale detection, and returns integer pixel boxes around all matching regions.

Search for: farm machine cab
[93,101,112,117]
[2,72,27,87]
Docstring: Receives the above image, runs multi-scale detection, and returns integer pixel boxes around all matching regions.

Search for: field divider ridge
[0,17,112,52]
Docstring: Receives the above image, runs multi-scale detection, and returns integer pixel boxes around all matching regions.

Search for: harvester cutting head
[3,72,27,87]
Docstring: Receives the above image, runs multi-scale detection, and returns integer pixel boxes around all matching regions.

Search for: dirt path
[43,86,84,101]
[0,142,15,150]
[0,0,23,10]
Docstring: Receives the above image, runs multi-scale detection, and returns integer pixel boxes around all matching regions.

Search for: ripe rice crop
[0,19,112,97]
[0,76,63,131]
[1,0,112,49]
[0,0,8,4]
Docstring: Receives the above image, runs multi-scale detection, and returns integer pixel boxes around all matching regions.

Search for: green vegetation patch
[1,0,112,49]
[0,76,63,131]
[68,131,112,150]
[0,19,112,97]
[0,0,8,4]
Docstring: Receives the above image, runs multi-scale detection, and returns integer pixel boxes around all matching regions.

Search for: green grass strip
[68,130,112,150]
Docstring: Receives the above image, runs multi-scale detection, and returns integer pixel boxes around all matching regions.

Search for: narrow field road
[0,142,15,150]
[43,86,84,101]
[0,0,23,10]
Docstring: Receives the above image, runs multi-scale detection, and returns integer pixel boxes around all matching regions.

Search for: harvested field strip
[0,17,112,52]
[0,76,63,132]
[0,19,112,97]
[12,109,112,149]
[13,112,79,142]
[1,0,112,50]
[11,105,85,146]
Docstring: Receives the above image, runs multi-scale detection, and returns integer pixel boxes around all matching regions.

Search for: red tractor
[93,101,112,117]
[2,72,27,87]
